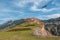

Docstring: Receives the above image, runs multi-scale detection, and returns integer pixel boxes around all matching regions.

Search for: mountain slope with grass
[0,18,52,37]
[4,18,43,31]
[0,17,60,36]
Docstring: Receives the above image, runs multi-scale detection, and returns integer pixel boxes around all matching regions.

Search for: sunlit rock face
[23,17,43,25]
[32,22,52,37]
[33,27,52,37]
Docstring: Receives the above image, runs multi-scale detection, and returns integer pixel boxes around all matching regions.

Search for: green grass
[12,23,40,29]
[1,24,60,40]
[0,30,60,40]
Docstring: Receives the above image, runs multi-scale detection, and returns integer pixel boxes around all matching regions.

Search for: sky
[0,0,60,24]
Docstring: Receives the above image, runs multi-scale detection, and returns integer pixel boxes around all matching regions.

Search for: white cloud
[0,7,24,16]
[36,13,60,20]
[13,0,57,13]
[11,0,60,13]
[47,14,60,19]
[0,8,24,23]
[40,8,60,12]
[30,7,60,12]
[28,0,60,12]
[14,0,51,8]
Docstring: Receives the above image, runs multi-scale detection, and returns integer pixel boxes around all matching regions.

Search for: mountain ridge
[0,17,60,36]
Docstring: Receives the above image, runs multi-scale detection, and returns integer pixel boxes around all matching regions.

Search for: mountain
[0,17,60,36]
[0,19,25,31]
[0,18,39,30]
[43,17,60,24]
[3,18,43,31]
[0,20,13,30]
[0,18,52,37]
[43,17,60,36]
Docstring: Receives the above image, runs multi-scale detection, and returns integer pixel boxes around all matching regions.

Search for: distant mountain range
[0,17,60,36]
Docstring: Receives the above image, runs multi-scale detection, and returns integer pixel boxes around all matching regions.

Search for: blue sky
[0,0,60,24]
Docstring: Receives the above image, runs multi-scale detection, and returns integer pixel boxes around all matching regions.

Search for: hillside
[4,18,43,31]
[0,18,53,37]
[0,17,60,36]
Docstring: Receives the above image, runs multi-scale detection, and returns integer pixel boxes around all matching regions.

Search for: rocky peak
[22,18,43,25]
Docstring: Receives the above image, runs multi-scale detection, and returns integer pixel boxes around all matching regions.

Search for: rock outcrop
[32,22,52,37]
[32,27,52,37]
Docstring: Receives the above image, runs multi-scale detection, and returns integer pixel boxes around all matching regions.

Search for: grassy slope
[0,24,60,40]
[0,31,60,40]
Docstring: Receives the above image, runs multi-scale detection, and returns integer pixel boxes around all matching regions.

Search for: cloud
[30,7,60,12]
[13,0,51,8]
[13,0,60,13]
[0,11,24,21]
[29,0,60,12]
[36,13,60,20]
[47,14,60,19]
[0,0,60,24]
[0,7,24,16]
[0,7,24,24]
